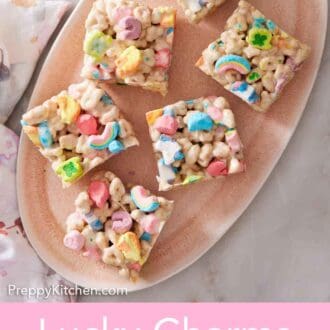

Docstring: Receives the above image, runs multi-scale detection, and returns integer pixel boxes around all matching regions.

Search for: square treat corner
[178,0,227,23]
[196,0,311,112]
[146,96,245,191]
[81,0,176,96]
[21,80,139,187]
[64,171,174,281]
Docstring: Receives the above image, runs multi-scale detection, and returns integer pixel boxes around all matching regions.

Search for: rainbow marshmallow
[215,54,251,76]
[130,186,160,213]
[87,121,120,150]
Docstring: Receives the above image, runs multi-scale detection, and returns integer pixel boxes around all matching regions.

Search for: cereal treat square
[178,0,227,24]
[196,0,311,112]
[21,80,139,187]
[64,171,174,281]
[146,96,245,191]
[81,0,176,96]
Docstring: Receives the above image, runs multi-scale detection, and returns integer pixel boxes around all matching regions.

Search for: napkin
[0,0,70,123]
[0,0,77,302]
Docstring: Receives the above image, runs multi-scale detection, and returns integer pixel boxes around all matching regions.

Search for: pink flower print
[0,234,15,269]
[6,218,26,239]
[0,48,10,81]
[0,221,8,236]
[5,140,13,149]
[0,269,7,277]
[0,126,19,170]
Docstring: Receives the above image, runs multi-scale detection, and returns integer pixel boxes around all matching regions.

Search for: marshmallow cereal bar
[21,80,139,187]
[81,0,176,96]
[178,0,227,24]
[196,0,311,112]
[64,171,174,281]
[146,96,245,191]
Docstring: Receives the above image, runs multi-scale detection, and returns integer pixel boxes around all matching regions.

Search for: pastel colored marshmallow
[38,121,53,148]
[182,175,204,185]
[87,121,120,150]
[108,140,125,154]
[146,108,163,126]
[157,159,176,184]
[230,81,259,105]
[63,230,85,251]
[57,95,81,124]
[215,54,251,76]
[55,157,84,183]
[155,48,171,69]
[113,7,133,22]
[155,135,182,165]
[83,30,113,62]
[225,129,243,153]
[116,231,141,262]
[160,11,176,28]
[247,28,273,50]
[187,112,213,132]
[140,214,160,234]
[206,160,228,177]
[115,46,142,79]
[111,211,133,234]
[207,106,223,124]
[154,115,178,135]
[130,186,160,212]
[140,232,152,242]
[84,211,104,231]
[88,180,110,208]
[76,114,98,135]
[117,16,142,40]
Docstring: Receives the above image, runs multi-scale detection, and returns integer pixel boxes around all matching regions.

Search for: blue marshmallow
[38,121,53,148]
[101,93,113,105]
[174,151,185,161]
[140,232,152,242]
[90,219,104,231]
[108,140,125,154]
[187,112,214,132]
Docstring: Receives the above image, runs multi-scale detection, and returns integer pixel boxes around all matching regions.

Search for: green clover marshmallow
[83,30,113,62]
[56,157,84,183]
[247,28,273,50]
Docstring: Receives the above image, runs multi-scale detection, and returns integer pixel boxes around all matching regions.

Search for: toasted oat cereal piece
[196,0,311,112]
[81,0,176,96]
[63,171,174,281]
[178,0,227,23]
[145,96,245,191]
[21,80,139,187]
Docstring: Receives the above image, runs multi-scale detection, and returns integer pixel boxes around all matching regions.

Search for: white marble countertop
[6,4,330,302]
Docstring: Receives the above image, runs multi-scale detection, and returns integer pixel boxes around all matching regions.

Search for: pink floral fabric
[0,0,70,123]
[0,125,76,302]
[0,0,77,302]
